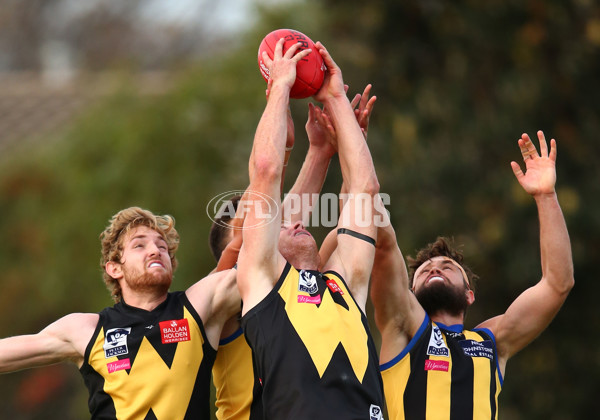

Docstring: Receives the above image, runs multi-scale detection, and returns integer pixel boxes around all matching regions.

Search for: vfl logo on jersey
[107,358,131,373]
[103,327,131,358]
[370,404,384,420]
[427,325,449,357]
[326,279,344,295]
[460,339,494,360]
[159,318,190,344]
[298,270,318,294]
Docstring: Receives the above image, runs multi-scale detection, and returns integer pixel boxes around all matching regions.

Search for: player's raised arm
[0,312,98,373]
[237,39,311,313]
[313,44,379,203]
[314,46,380,309]
[370,203,427,364]
[318,84,376,266]
[477,131,574,371]
[218,92,336,273]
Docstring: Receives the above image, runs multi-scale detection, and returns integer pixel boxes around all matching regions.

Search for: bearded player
[370,131,574,419]
[0,207,239,419]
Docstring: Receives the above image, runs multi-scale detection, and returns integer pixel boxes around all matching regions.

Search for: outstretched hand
[511,130,557,196]
[306,83,377,154]
[349,84,377,140]
[313,41,346,102]
[262,38,312,93]
[305,102,337,156]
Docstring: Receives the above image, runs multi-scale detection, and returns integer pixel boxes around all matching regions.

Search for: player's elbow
[366,176,380,196]
[252,155,282,185]
[344,168,380,196]
[563,271,575,295]
[547,268,575,297]
[557,260,575,294]
[348,174,379,196]
[376,224,397,251]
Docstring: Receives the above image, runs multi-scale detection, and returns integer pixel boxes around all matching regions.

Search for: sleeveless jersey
[381,314,503,420]
[213,328,263,420]
[241,262,385,420]
[79,291,216,420]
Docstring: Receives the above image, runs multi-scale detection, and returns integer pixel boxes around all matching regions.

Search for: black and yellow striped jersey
[80,291,216,419]
[381,314,502,420]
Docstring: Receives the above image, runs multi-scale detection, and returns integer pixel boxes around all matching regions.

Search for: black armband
[337,228,376,246]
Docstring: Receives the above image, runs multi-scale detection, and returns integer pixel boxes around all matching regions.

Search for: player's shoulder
[186,269,238,316]
[41,312,100,358]
[187,269,235,296]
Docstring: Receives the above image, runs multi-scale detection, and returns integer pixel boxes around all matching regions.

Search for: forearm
[243,87,289,245]
[283,146,333,223]
[371,244,406,329]
[371,209,409,312]
[322,95,378,194]
[216,234,242,271]
[535,192,574,293]
[250,84,291,186]
[0,334,64,373]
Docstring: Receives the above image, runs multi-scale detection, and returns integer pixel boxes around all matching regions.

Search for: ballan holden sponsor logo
[206,190,279,230]
[159,319,191,344]
[103,327,131,358]
[426,325,450,357]
[107,358,131,374]
[370,404,384,420]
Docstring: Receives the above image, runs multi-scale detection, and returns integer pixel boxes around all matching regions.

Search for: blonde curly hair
[100,207,179,303]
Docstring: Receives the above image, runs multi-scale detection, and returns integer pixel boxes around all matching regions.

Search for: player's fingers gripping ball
[258,29,326,99]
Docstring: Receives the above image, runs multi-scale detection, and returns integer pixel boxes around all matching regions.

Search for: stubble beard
[123,266,172,295]
[279,235,320,270]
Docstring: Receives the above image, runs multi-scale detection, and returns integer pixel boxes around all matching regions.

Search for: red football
[258,29,326,99]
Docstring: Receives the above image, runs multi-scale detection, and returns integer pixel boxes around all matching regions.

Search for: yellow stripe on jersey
[464,330,492,419]
[278,268,369,382]
[493,367,502,420]
[381,353,411,420]
[425,351,452,419]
